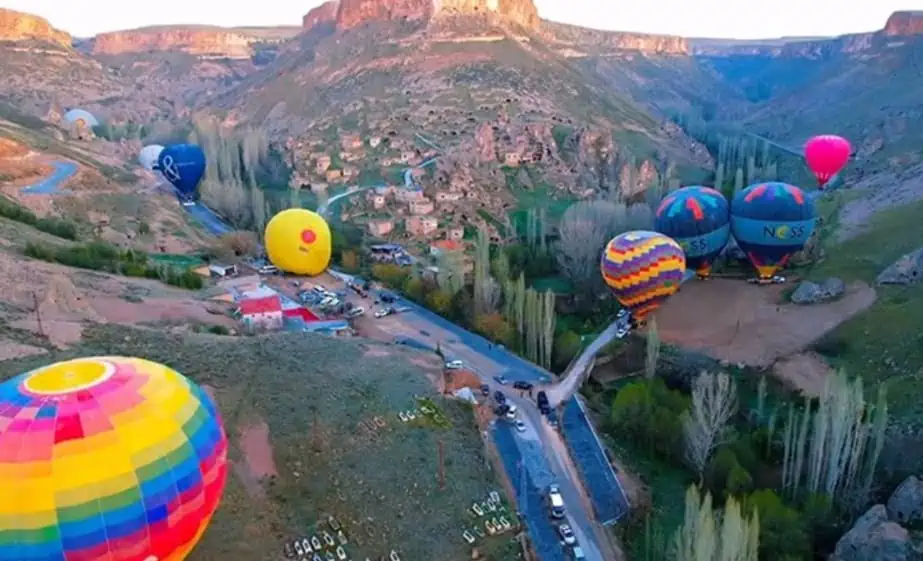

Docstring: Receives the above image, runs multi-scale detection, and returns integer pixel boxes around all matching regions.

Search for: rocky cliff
[303,1,339,31]
[884,11,923,36]
[543,21,688,55]
[0,8,71,48]
[90,26,293,58]
[693,11,922,57]
[333,0,540,31]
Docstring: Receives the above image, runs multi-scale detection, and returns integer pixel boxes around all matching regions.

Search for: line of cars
[297,285,365,319]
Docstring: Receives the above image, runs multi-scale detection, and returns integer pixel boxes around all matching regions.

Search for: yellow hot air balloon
[264,208,332,275]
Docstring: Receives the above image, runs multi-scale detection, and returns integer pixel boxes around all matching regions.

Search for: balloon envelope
[0,356,228,561]
[730,182,816,279]
[63,108,99,128]
[139,144,165,171]
[600,230,686,321]
[654,186,730,278]
[265,208,332,276]
[804,135,851,187]
[158,144,206,199]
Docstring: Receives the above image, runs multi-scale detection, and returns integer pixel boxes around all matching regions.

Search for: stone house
[406,216,438,236]
[315,155,331,173]
[436,191,463,203]
[368,194,386,209]
[369,136,382,148]
[409,197,434,215]
[446,226,465,241]
[341,134,362,150]
[368,219,394,237]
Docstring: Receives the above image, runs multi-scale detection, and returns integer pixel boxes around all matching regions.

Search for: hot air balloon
[730,182,816,281]
[157,144,206,202]
[265,208,332,276]
[63,108,100,129]
[804,135,851,188]
[600,230,686,324]
[654,186,730,279]
[139,144,165,171]
[0,356,228,561]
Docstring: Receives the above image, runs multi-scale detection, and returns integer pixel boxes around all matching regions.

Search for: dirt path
[656,279,877,368]
[772,352,835,398]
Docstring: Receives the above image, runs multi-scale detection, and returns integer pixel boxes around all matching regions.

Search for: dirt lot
[656,278,877,375]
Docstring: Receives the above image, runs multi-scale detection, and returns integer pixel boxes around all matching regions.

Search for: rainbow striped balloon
[601,230,686,321]
[0,357,228,561]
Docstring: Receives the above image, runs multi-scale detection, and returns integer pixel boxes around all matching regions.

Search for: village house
[342,165,359,178]
[340,134,362,150]
[435,191,463,203]
[446,226,465,241]
[400,150,416,163]
[325,169,343,182]
[406,216,438,236]
[239,295,284,330]
[503,152,521,166]
[396,189,424,202]
[368,219,394,237]
[368,193,387,209]
[369,136,382,148]
[315,155,331,174]
[409,197,434,215]
[430,239,463,257]
[449,176,468,191]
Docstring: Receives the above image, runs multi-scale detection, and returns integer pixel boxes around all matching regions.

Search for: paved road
[184,201,233,236]
[21,161,78,194]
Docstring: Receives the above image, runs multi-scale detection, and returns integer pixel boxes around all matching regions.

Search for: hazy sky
[2,0,910,39]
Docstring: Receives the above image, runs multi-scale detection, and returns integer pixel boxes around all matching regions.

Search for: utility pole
[437,439,446,490]
[33,292,44,339]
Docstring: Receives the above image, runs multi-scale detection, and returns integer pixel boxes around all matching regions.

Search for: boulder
[877,247,923,286]
[888,475,923,525]
[791,277,846,304]
[829,504,917,561]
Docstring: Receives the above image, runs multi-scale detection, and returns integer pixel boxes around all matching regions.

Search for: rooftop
[239,295,282,315]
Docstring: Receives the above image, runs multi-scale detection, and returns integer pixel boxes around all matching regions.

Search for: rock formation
[91,26,256,58]
[335,0,434,30]
[543,21,688,55]
[0,8,71,48]
[884,11,923,36]
[876,247,923,286]
[303,1,339,31]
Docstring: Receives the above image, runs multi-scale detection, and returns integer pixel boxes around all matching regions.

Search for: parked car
[548,484,565,518]
[571,546,586,560]
[493,375,509,386]
[445,360,464,370]
[374,307,392,318]
[494,391,506,404]
[346,307,365,318]
[505,403,518,420]
[547,409,559,428]
[557,523,576,546]
[513,381,533,391]
[480,384,490,397]
[536,391,550,414]
[515,419,527,432]
[258,264,280,275]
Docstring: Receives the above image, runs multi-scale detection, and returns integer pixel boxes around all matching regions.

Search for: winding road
[20,161,78,194]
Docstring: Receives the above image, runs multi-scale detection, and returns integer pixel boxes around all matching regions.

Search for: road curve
[20,161,78,195]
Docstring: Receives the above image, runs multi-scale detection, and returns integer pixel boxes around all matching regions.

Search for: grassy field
[806,196,923,422]
[0,326,520,561]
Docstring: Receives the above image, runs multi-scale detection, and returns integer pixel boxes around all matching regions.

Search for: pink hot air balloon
[804,135,852,188]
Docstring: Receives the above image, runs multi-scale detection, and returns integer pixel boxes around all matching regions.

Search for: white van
[548,484,565,518]
[258,264,279,275]
[505,403,518,420]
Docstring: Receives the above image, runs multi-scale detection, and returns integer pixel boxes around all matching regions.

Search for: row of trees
[611,331,890,560]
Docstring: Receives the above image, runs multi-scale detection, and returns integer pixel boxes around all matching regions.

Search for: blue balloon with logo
[155,144,206,202]
[654,186,730,279]
[730,182,816,279]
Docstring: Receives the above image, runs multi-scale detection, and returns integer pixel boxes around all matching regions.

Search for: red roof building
[239,295,283,330]
[283,307,320,322]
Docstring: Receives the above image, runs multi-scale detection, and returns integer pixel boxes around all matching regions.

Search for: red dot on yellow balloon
[301,229,316,244]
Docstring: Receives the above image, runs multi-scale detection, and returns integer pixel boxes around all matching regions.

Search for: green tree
[744,489,810,561]
[553,331,582,371]
[371,263,409,288]
[474,313,515,347]
[340,250,360,273]
[425,289,454,315]
[403,277,426,302]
